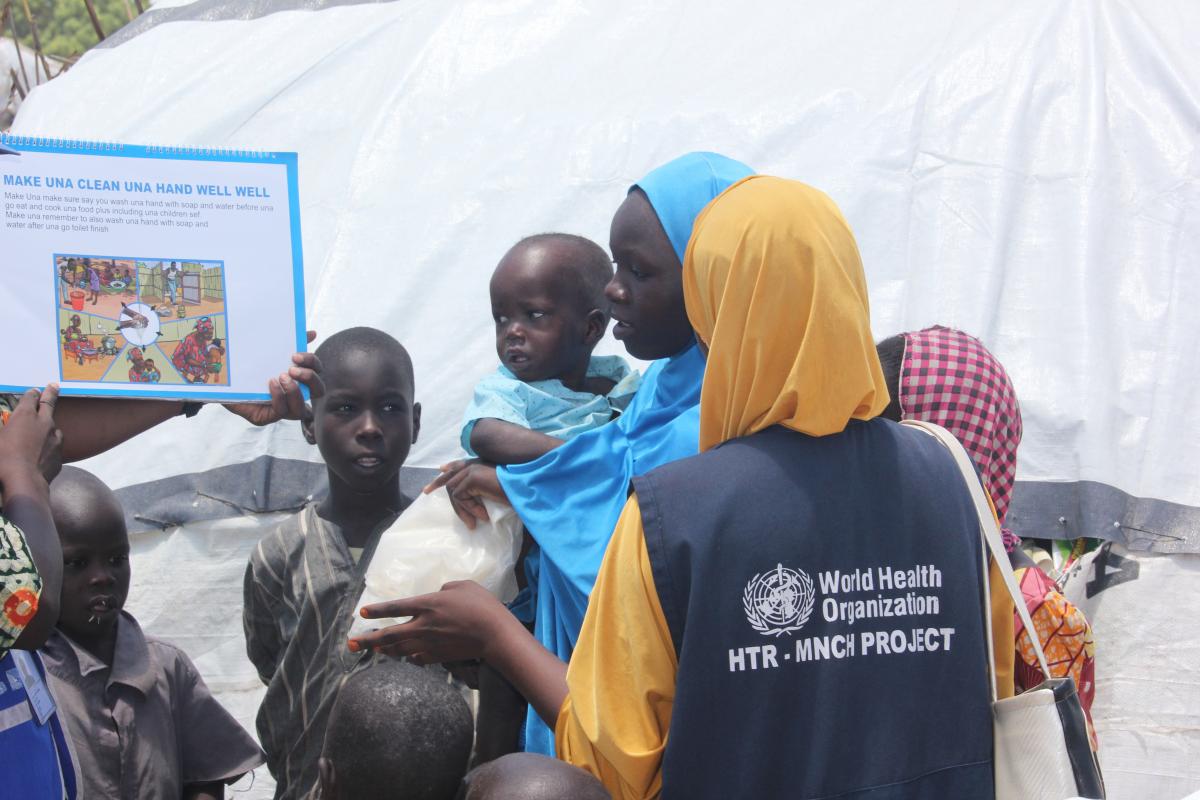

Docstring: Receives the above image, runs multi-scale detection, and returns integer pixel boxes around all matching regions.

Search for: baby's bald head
[495,234,613,317]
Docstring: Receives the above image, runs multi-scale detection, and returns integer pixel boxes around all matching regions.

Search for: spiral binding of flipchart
[0,133,277,159]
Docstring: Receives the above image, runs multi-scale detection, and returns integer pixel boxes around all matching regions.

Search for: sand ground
[58,286,138,320]
[137,291,226,320]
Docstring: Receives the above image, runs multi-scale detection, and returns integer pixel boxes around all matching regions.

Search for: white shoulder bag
[902,420,1105,800]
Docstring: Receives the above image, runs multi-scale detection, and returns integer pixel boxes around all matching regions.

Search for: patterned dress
[1,396,43,658]
[171,332,210,383]
[0,516,41,658]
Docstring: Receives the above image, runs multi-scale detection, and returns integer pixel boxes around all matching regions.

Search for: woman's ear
[584,309,608,347]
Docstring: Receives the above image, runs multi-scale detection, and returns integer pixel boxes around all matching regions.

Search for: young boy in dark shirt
[243,327,422,799]
[40,466,263,800]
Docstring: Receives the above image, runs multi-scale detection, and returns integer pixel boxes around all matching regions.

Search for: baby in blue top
[462,232,638,758]
[462,233,639,464]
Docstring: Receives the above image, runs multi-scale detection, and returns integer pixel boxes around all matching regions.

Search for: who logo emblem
[742,563,815,637]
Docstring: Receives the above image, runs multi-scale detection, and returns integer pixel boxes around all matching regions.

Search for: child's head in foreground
[49,466,130,648]
[490,233,613,387]
[318,658,473,800]
[302,327,421,495]
[458,753,611,800]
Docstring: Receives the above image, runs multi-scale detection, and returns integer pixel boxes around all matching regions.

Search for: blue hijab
[498,152,754,755]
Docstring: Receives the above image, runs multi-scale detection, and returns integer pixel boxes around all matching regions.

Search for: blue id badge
[10,651,57,725]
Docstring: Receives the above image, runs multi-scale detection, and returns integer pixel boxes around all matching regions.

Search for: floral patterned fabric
[1014,565,1098,749]
[1,395,43,657]
[0,515,42,657]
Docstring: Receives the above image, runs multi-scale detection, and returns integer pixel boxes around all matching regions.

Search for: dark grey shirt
[41,612,263,799]
[243,503,385,800]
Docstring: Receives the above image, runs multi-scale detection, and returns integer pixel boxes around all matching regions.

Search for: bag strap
[901,420,1052,701]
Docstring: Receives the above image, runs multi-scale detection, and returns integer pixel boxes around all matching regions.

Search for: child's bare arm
[470,419,563,465]
[473,659,528,764]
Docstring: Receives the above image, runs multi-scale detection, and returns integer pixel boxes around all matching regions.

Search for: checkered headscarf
[899,326,1022,549]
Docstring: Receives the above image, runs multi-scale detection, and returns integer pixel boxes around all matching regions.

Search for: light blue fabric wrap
[499,151,754,756]
[460,355,639,457]
[462,354,639,627]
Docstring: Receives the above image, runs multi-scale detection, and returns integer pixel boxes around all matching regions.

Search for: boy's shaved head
[50,465,124,538]
[319,659,472,800]
[508,233,613,314]
[315,327,414,395]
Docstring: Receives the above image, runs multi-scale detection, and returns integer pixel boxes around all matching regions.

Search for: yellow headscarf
[683,176,889,451]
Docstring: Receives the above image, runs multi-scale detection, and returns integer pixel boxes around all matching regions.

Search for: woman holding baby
[353,158,995,799]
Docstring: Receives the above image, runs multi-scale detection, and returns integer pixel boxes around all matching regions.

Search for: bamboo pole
[2,2,31,91]
[82,0,106,42]
[9,67,25,99]
[121,0,134,23]
[18,0,52,80]
[133,0,144,12]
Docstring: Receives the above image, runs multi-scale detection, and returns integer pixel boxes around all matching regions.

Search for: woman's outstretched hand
[423,460,509,529]
[352,580,570,726]
[350,580,515,664]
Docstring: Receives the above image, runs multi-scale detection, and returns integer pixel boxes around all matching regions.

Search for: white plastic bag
[349,490,522,637]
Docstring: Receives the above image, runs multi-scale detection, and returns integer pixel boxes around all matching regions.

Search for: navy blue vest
[633,420,993,799]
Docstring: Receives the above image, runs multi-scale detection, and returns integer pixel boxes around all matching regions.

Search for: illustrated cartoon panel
[55,254,230,386]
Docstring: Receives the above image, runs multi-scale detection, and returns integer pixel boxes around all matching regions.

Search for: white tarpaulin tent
[8,1,1199,797]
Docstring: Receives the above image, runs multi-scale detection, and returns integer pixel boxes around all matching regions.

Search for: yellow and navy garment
[556,177,993,798]
[680,176,888,448]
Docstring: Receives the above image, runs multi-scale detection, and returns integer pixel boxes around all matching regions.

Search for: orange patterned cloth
[1,515,42,656]
[1014,565,1097,749]
[1,399,40,654]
